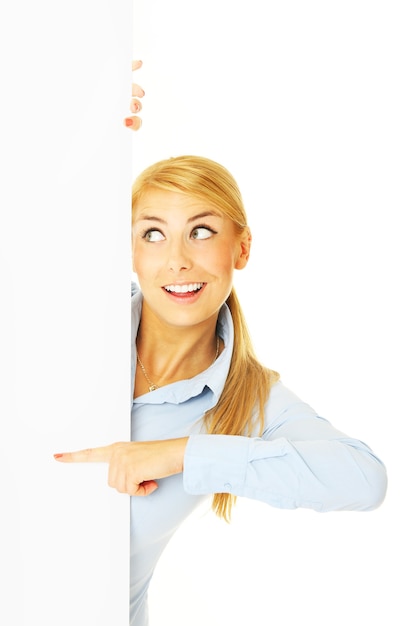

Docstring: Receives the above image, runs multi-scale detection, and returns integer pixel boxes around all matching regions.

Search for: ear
[235,227,252,270]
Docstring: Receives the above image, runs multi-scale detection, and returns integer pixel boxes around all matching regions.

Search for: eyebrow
[136,211,221,224]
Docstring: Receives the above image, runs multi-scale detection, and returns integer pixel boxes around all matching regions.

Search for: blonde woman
[55,64,387,626]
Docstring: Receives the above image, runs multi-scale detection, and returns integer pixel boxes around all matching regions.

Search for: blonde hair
[132,156,279,521]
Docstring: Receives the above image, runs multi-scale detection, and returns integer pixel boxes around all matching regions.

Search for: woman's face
[132,188,250,331]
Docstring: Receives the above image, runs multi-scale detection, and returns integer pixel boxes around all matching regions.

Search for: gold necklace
[136,335,220,392]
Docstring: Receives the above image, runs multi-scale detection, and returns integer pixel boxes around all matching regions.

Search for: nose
[167,240,192,273]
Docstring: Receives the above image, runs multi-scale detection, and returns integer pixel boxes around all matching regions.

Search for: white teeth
[164,283,203,293]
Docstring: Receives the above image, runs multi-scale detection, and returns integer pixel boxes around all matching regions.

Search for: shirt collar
[131,283,234,406]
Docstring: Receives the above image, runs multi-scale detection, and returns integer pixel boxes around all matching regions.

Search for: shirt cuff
[183,434,251,495]
[183,433,289,496]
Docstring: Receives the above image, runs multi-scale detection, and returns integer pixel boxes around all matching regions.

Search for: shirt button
[224,483,232,491]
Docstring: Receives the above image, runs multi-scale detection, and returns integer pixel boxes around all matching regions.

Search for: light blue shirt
[130,284,387,625]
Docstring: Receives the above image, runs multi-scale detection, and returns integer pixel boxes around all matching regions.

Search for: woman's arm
[55,382,387,512]
[183,382,387,512]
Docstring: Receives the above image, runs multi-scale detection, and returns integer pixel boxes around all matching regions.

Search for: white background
[1,1,416,625]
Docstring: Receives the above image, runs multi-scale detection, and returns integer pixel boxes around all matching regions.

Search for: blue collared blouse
[130,284,387,625]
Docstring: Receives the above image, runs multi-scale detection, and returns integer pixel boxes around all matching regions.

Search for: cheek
[133,250,150,280]
[132,248,141,274]
[132,243,158,275]
[210,247,237,280]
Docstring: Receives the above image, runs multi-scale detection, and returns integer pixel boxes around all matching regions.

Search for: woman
[55,63,387,626]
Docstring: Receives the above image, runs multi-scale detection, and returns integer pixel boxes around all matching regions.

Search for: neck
[135,304,221,389]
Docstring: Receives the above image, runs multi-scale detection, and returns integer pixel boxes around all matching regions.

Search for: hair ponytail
[205,288,279,522]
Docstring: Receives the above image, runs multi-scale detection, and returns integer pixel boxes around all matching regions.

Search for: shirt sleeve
[182,382,387,512]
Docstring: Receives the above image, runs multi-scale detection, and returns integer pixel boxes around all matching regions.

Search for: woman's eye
[143,229,165,242]
[191,227,215,240]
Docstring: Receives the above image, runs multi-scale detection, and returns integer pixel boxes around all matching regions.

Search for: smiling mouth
[163,282,205,294]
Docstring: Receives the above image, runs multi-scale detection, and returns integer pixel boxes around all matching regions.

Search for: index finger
[54,446,112,463]
[132,60,143,71]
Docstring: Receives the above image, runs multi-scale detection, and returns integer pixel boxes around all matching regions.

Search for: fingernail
[125,119,133,127]
[54,453,63,459]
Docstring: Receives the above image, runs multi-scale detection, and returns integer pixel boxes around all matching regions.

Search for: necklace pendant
[149,384,158,392]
